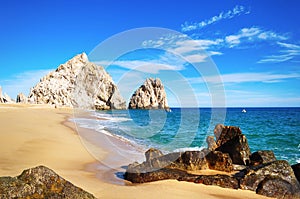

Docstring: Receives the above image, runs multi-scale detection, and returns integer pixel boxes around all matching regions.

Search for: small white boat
[242,109,247,113]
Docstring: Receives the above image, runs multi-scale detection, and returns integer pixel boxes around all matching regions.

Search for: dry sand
[0,104,272,199]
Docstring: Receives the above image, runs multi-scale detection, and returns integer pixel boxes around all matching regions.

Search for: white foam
[92,112,132,122]
[297,159,300,163]
[173,146,205,152]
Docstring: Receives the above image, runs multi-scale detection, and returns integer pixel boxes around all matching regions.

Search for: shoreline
[0,104,272,198]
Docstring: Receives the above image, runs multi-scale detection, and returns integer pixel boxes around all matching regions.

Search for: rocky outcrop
[28,53,126,110]
[145,148,164,162]
[239,160,300,198]
[205,151,233,172]
[125,124,300,199]
[292,163,300,185]
[250,150,276,166]
[215,125,251,165]
[16,93,28,103]
[0,86,14,103]
[128,78,169,110]
[0,165,96,199]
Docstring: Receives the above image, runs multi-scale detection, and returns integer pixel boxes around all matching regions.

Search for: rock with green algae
[0,165,96,199]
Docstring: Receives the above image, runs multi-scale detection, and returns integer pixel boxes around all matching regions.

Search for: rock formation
[128,78,170,110]
[16,93,28,103]
[0,86,14,103]
[215,125,251,165]
[0,86,3,103]
[0,165,96,199]
[28,53,126,110]
[125,124,300,199]
[239,160,300,196]
[292,163,300,183]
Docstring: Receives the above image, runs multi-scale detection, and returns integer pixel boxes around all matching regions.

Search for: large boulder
[206,135,217,151]
[0,165,96,199]
[215,125,251,165]
[145,148,164,162]
[128,78,169,110]
[205,151,234,172]
[250,150,277,166]
[240,160,300,198]
[171,151,208,171]
[292,163,300,183]
[256,176,300,199]
[28,53,126,110]
[194,174,239,189]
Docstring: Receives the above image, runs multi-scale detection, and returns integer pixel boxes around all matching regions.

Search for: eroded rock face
[28,53,126,110]
[128,78,169,110]
[206,151,233,172]
[250,150,276,166]
[0,165,96,199]
[240,160,300,198]
[215,125,251,165]
[145,148,164,162]
[16,93,28,103]
[292,163,300,183]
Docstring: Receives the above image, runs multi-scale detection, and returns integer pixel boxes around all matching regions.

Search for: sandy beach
[0,104,271,199]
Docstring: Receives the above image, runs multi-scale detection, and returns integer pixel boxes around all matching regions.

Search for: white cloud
[96,59,185,74]
[258,42,300,63]
[225,27,287,48]
[184,54,208,63]
[0,69,53,98]
[142,35,223,64]
[189,72,300,84]
[181,5,250,32]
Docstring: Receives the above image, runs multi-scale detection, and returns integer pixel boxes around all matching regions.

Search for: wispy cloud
[225,27,287,48]
[0,69,53,98]
[142,34,223,63]
[143,27,287,63]
[181,5,250,32]
[258,42,300,63]
[189,72,300,84]
[96,58,185,74]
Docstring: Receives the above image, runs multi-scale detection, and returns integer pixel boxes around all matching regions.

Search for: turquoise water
[74,107,300,165]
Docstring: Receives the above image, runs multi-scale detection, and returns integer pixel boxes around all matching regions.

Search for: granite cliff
[27,53,126,110]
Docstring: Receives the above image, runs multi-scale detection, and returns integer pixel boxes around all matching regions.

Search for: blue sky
[0,0,299,107]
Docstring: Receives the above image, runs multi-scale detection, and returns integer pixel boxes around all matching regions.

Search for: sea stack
[27,53,126,110]
[128,78,170,110]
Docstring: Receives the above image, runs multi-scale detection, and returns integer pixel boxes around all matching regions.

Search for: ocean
[73,107,300,165]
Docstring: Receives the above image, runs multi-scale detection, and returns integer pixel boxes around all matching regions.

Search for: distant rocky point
[128,78,170,110]
[0,165,95,198]
[0,86,14,104]
[27,53,126,110]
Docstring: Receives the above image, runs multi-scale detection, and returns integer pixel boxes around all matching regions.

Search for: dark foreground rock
[215,126,251,165]
[0,165,96,199]
[240,160,300,198]
[292,163,300,183]
[250,150,277,166]
[125,124,300,199]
